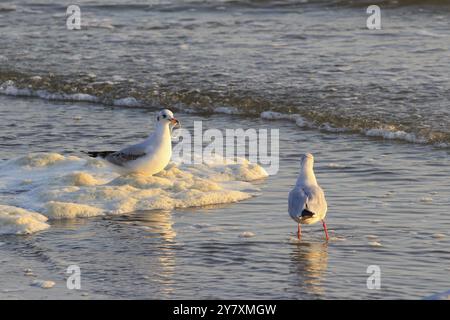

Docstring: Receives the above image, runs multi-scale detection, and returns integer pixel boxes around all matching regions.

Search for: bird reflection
[111,210,177,297]
[132,210,177,242]
[139,210,177,297]
[290,241,328,297]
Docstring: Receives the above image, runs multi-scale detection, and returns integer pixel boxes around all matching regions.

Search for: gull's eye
[163,114,167,118]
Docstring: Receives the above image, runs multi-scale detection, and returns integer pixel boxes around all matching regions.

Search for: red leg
[297,223,301,240]
[322,220,329,241]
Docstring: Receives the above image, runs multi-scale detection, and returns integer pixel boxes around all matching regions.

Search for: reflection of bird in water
[117,210,177,242]
[112,210,177,297]
[290,241,328,297]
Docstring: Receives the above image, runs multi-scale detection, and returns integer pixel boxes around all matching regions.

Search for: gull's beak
[170,118,180,127]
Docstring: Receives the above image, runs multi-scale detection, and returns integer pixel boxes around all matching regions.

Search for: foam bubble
[420,197,433,203]
[239,231,255,238]
[31,280,55,289]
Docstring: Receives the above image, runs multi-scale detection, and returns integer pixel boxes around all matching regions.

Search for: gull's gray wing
[105,142,148,167]
[289,185,327,219]
[288,186,307,218]
[303,185,327,218]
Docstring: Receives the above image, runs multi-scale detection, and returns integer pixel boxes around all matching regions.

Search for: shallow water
[0,95,449,299]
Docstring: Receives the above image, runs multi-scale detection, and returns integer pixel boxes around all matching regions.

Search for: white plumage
[288,153,329,240]
[87,109,179,176]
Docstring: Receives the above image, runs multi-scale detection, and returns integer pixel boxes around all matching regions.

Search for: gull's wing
[303,185,327,218]
[85,151,116,158]
[289,185,327,219]
[288,186,307,218]
[105,142,149,167]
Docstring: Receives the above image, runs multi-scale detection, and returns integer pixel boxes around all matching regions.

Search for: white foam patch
[45,201,104,219]
[327,163,347,168]
[259,110,447,147]
[79,16,115,30]
[259,111,313,129]
[364,127,426,144]
[319,123,348,133]
[0,205,50,235]
[288,236,301,244]
[215,106,240,115]
[417,30,446,38]
[113,97,141,107]
[329,236,346,241]
[420,197,433,203]
[13,152,68,167]
[31,280,55,289]
[368,241,382,247]
[0,81,98,102]
[0,153,267,229]
[239,231,255,238]
[260,111,298,121]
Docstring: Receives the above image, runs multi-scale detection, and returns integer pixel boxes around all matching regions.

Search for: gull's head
[156,109,179,127]
[300,153,314,169]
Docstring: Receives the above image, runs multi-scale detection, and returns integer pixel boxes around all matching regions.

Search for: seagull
[288,153,329,241]
[86,109,179,176]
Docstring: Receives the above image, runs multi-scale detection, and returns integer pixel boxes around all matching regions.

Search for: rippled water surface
[1,95,449,299]
[1,0,450,145]
[1,0,450,299]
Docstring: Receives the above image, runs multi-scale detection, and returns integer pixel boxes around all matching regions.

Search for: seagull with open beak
[86,109,180,176]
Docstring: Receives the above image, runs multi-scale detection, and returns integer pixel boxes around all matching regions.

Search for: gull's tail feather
[84,151,116,159]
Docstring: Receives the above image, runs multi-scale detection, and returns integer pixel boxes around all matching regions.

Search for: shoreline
[0,86,448,150]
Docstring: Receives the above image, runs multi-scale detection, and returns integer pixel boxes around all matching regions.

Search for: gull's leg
[322,220,329,241]
[297,223,301,240]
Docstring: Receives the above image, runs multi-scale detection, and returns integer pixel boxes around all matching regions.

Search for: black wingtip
[301,209,315,218]
[83,151,115,158]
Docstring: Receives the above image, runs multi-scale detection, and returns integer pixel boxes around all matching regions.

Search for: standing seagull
[86,109,179,176]
[288,153,329,241]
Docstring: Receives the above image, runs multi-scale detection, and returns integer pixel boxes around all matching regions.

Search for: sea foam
[113,97,141,107]
[0,153,268,234]
[0,81,98,103]
[259,110,446,146]
[0,205,50,235]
